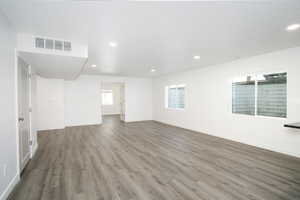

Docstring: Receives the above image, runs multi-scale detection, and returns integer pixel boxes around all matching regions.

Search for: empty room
[1,0,300,200]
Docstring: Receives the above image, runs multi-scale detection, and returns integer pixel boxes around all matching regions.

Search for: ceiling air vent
[34,36,72,52]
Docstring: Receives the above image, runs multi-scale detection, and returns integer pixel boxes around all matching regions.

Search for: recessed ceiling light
[109,42,118,47]
[151,68,156,72]
[193,55,200,60]
[91,64,97,68]
[286,24,300,31]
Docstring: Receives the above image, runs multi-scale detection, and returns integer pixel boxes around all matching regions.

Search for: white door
[18,57,31,172]
[120,84,125,121]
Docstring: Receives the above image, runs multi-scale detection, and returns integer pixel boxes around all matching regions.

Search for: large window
[102,89,113,105]
[232,72,287,118]
[165,85,185,109]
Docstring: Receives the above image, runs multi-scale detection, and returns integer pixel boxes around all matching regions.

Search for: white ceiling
[19,51,87,80]
[1,0,300,77]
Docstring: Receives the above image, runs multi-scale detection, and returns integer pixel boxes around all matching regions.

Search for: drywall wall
[64,76,101,127]
[36,75,152,128]
[0,12,18,200]
[36,76,65,130]
[153,46,300,158]
[101,83,122,115]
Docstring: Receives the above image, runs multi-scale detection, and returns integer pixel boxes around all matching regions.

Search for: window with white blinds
[257,73,287,118]
[232,77,255,115]
[232,72,287,118]
[166,85,185,109]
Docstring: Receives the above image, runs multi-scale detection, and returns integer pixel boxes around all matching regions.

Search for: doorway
[101,82,125,122]
[17,57,31,172]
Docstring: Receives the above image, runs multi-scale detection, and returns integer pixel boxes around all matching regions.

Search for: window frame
[232,72,287,119]
[102,89,114,106]
[165,84,186,110]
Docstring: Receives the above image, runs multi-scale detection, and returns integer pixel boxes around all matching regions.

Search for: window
[45,39,54,49]
[232,76,255,115]
[232,72,287,118]
[55,40,63,50]
[63,41,72,51]
[102,89,113,105]
[35,37,45,48]
[257,73,287,118]
[165,85,185,109]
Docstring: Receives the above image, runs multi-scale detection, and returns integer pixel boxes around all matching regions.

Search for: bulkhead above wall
[17,33,88,80]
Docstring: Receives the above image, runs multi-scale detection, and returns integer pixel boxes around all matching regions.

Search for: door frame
[100,81,126,121]
[14,51,34,175]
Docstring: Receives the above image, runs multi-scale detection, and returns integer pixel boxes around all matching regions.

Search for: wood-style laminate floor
[10,115,300,200]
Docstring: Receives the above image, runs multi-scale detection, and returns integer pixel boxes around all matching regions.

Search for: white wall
[36,77,65,130]
[101,83,122,115]
[0,12,18,200]
[36,75,152,129]
[64,76,101,127]
[153,47,300,158]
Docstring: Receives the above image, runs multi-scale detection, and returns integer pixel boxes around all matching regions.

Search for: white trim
[102,113,121,115]
[31,144,38,158]
[16,54,34,173]
[28,65,36,159]
[0,173,20,200]
[21,152,31,166]
[165,108,185,111]
[14,49,20,176]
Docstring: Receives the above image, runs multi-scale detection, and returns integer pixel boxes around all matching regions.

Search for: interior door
[120,84,125,121]
[18,57,31,172]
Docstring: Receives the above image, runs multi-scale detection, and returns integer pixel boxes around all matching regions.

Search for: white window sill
[232,113,287,120]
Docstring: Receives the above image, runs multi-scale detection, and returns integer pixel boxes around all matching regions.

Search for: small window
[35,37,45,48]
[45,39,54,49]
[64,41,72,51]
[165,85,185,109]
[55,40,63,50]
[102,90,113,105]
[232,76,255,115]
[232,72,287,118]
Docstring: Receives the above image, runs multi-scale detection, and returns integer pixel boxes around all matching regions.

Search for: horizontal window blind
[257,73,287,118]
[232,81,255,115]
[166,85,185,109]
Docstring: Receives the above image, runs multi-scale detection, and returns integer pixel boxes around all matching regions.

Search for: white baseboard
[102,113,120,115]
[0,173,20,200]
[31,144,38,158]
